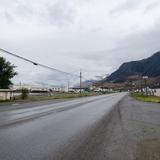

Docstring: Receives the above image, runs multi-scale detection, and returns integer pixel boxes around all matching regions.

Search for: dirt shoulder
[60,95,160,160]
[107,95,160,160]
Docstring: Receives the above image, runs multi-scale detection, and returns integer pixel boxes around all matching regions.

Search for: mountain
[107,51,160,83]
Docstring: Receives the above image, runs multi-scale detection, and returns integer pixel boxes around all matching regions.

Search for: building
[154,89,160,97]
[12,84,49,91]
[69,87,85,93]
[51,86,68,92]
[12,84,50,96]
[0,89,13,100]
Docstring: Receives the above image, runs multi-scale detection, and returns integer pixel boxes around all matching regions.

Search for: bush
[21,88,29,100]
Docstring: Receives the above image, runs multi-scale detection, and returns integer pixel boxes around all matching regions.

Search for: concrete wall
[155,89,160,97]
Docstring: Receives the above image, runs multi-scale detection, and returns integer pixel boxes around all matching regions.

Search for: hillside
[107,51,160,83]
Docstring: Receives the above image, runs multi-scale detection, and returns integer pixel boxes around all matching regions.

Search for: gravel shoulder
[54,95,160,160]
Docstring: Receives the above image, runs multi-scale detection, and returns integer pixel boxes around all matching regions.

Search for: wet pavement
[0,93,159,160]
[63,95,160,160]
[0,93,126,160]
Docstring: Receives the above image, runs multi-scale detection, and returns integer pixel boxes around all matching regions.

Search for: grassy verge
[131,93,160,103]
[27,92,102,101]
[0,92,103,104]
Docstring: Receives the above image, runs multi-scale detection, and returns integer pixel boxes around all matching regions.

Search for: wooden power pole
[80,70,82,96]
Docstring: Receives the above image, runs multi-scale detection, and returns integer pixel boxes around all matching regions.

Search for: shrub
[21,88,29,100]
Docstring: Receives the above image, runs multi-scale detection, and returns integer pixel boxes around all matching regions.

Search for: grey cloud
[13,69,77,86]
[4,11,14,23]
[0,0,17,7]
[0,1,33,24]
[78,17,160,74]
[144,1,160,13]
[117,18,160,56]
[1,0,160,85]
[47,1,75,27]
[34,72,79,87]
[0,0,76,27]
[110,0,144,16]
[15,2,33,17]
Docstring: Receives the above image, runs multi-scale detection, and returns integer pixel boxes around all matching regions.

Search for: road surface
[0,93,160,160]
[0,93,126,160]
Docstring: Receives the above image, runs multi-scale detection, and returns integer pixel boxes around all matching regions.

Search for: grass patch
[0,92,103,104]
[131,93,160,103]
[0,100,13,103]
[28,92,102,101]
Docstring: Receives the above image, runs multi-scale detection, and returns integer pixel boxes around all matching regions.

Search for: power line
[0,48,79,77]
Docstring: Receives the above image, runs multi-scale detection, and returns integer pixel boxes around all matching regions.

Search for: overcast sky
[0,0,160,86]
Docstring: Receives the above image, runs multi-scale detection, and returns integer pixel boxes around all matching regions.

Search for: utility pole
[142,76,148,96]
[80,70,82,96]
[140,76,143,95]
[20,81,22,89]
[67,80,70,92]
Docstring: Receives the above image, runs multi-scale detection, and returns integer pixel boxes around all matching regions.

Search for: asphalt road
[0,93,126,160]
[0,93,159,160]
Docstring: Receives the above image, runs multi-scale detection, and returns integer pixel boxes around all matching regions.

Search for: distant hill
[107,51,160,83]
[74,79,97,88]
